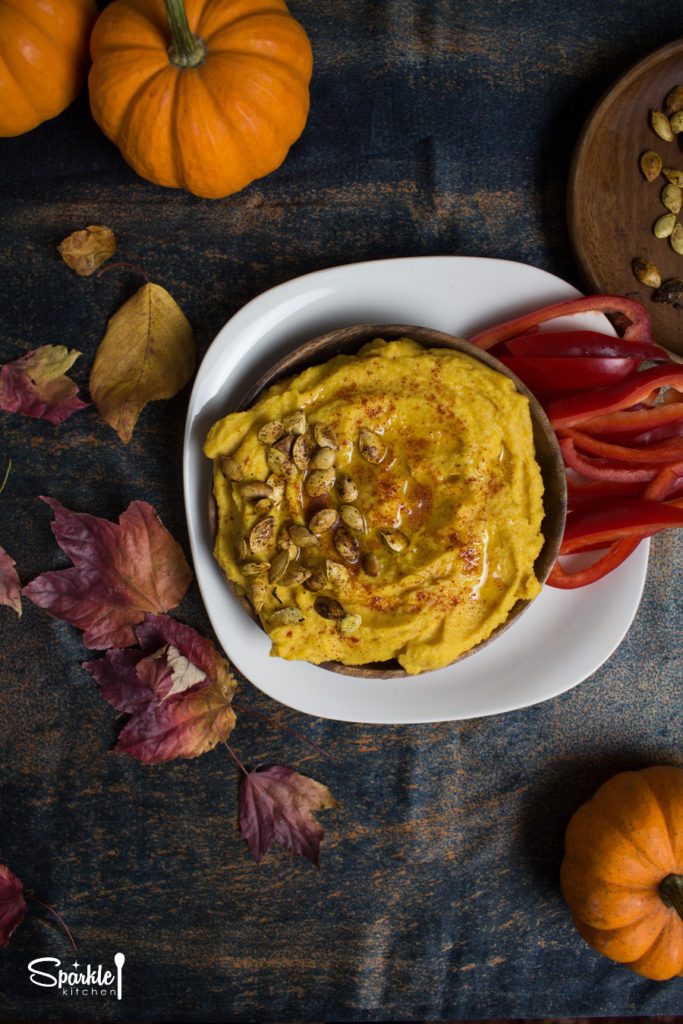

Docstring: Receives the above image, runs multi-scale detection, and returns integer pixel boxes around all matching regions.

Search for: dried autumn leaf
[0,346,88,425]
[0,544,21,616]
[89,283,195,443]
[23,498,192,649]
[83,613,237,764]
[58,225,117,277]
[239,765,337,865]
[0,863,26,946]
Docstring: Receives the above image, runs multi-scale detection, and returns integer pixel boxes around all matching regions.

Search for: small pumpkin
[88,0,313,199]
[561,765,683,980]
[0,0,97,138]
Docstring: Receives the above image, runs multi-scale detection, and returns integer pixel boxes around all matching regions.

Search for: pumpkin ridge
[640,772,680,868]
[202,48,310,84]
[168,70,188,190]
[192,69,261,181]
[199,8,295,44]
[625,914,683,973]
[592,794,676,876]
[113,65,173,159]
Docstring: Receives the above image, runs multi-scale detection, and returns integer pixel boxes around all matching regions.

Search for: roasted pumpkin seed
[651,109,673,142]
[663,167,683,187]
[665,84,683,116]
[359,428,386,464]
[334,526,360,563]
[309,446,336,470]
[671,111,683,135]
[338,613,362,635]
[340,504,366,533]
[240,481,273,502]
[653,278,683,303]
[632,257,661,289]
[325,560,350,586]
[309,508,338,534]
[236,538,250,562]
[662,182,683,213]
[362,552,381,576]
[270,607,304,626]
[283,410,307,435]
[292,433,313,471]
[267,474,285,502]
[314,596,345,620]
[272,433,294,456]
[266,447,293,477]
[671,223,683,254]
[269,549,291,584]
[313,423,338,449]
[305,467,336,497]
[289,524,320,548]
[336,474,359,502]
[247,579,267,613]
[282,565,312,586]
[654,212,676,238]
[640,150,663,182]
[249,516,275,553]
[380,530,408,553]
[253,498,273,514]
[304,570,327,592]
[242,561,270,576]
[220,454,243,480]
[258,421,285,445]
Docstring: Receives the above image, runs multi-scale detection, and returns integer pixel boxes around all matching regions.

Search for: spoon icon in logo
[114,952,125,1000]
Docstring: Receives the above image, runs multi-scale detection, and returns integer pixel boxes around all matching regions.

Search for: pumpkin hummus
[204,338,545,675]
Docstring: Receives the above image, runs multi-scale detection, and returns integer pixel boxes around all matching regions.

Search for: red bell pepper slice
[560,427,683,464]
[560,439,658,482]
[549,366,683,430]
[559,499,683,554]
[546,538,640,588]
[499,355,639,392]
[576,403,683,436]
[470,295,654,350]
[566,477,645,510]
[504,330,667,362]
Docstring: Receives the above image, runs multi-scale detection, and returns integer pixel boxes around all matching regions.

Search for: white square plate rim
[183,255,648,724]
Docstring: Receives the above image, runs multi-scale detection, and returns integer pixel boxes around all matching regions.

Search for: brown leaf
[0,544,21,616]
[58,225,117,276]
[89,283,195,443]
[23,498,193,649]
[239,765,337,865]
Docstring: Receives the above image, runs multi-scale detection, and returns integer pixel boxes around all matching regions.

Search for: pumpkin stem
[164,0,206,68]
[660,874,683,920]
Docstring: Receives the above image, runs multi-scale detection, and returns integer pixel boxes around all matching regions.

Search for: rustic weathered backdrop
[0,1,682,1020]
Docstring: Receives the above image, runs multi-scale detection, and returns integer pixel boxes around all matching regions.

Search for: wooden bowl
[209,324,567,678]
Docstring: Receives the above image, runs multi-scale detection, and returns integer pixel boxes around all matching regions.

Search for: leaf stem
[164,0,206,67]
[232,702,334,762]
[0,457,12,495]
[95,261,150,284]
[27,895,77,953]
[203,695,249,777]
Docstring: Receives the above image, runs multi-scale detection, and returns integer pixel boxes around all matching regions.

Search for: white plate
[183,256,648,724]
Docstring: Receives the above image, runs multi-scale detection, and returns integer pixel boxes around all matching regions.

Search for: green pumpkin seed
[309,508,338,534]
[671,223,683,254]
[270,607,304,626]
[258,421,285,445]
[640,150,663,182]
[220,454,243,480]
[325,560,349,587]
[269,549,291,584]
[313,424,338,449]
[247,579,267,613]
[359,428,386,464]
[663,167,683,187]
[289,524,320,548]
[334,526,360,563]
[339,504,366,533]
[654,212,676,238]
[380,530,408,553]
[306,468,336,497]
[242,561,270,576]
[249,516,275,553]
[283,410,307,435]
[314,597,345,620]
[309,446,336,470]
[665,84,683,116]
[662,183,683,213]
[338,613,362,635]
[336,474,359,502]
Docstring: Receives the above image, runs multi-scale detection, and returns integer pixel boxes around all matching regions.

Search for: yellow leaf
[58,225,117,276]
[89,283,195,444]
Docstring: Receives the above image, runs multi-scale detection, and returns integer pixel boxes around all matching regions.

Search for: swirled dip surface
[204,338,544,674]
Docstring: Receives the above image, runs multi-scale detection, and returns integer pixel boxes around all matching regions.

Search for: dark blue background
[0,1,682,1020]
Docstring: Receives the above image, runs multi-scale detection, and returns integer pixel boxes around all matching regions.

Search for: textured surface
[0,0,682,1020]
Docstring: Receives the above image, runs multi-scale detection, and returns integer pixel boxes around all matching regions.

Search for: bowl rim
[209,322,567,679]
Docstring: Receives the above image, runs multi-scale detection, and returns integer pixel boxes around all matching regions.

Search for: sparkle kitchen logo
[28,952,125,999]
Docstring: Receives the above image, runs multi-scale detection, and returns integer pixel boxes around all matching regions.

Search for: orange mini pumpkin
[88,0,313,199]
[561,765,683,980]
[0,0,97,137]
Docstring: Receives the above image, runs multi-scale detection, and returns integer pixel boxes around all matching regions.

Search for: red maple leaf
[0,545,21,616]
[0,863,26,946]
[239,765,337,866]
[83,614,237,764]
[23,499,193,649]
[0,346,88,424]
